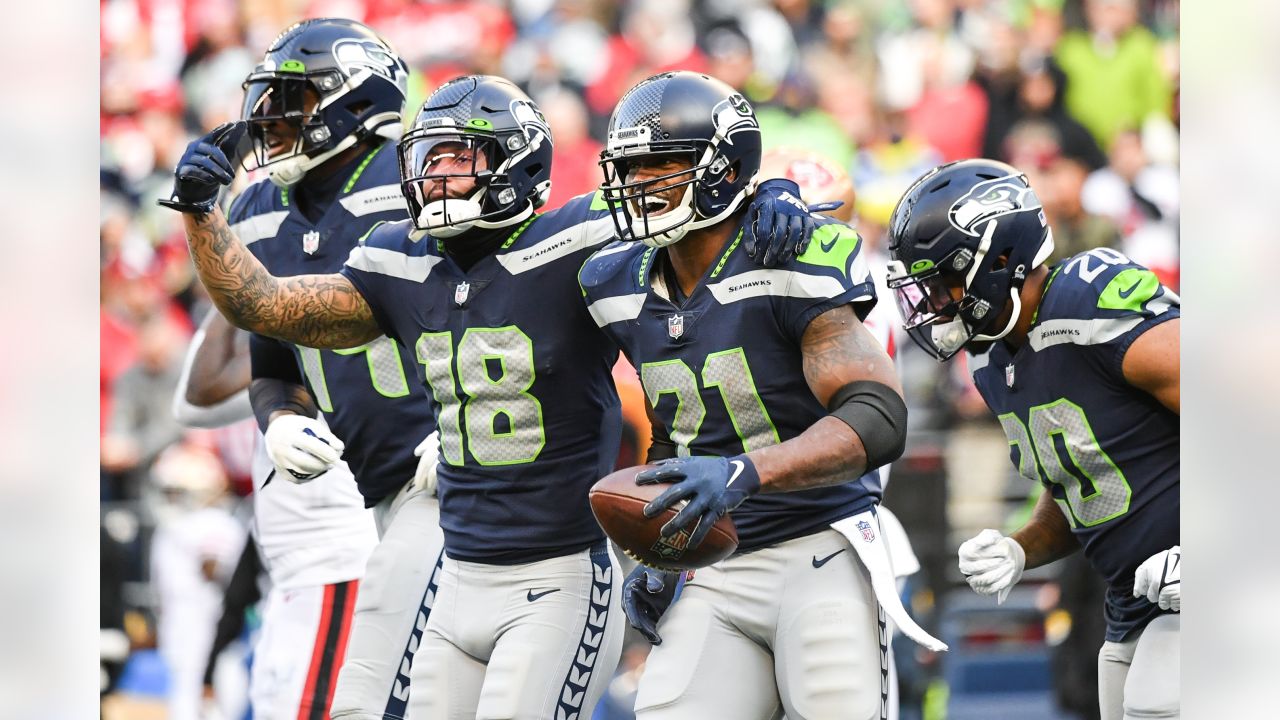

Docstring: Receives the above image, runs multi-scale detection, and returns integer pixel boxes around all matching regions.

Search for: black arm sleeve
[645,424,678,463]
[249,333,318,432]
[202,538,263,687]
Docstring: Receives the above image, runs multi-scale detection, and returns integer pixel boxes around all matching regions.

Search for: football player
[885,159,1179,720]
[160,73,812,719]
[173,307,379,720]
[580,71,932,720]
[171,19,446,720]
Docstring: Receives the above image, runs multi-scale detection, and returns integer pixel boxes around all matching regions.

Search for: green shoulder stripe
[1097,268,1160,312]
[797,224,860,278]
[589,190,610,212]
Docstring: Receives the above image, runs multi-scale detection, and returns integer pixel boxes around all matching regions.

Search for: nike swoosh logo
[812,549,846,568]
[1117,279,1142,299]
[726,460,745,488]
[819,237,837,252]
[526,588,560,602]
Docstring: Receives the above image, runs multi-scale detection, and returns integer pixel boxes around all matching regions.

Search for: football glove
[264,414,344,483]
[158,121,249,214]
[743,178,838,266]
[622,565,680,645]
[636,455,761,550]
[411,431,441,496]
[958,529,1026,604]
[1133,545,1180,612]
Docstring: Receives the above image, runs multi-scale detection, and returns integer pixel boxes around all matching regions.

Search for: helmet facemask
[397,117,546,239]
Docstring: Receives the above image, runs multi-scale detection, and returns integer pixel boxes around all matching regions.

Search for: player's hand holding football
[637,455,760,550]
[1133,545,1180,611]
[159,121,249,214]
[411,431,441,496]
[743,178,843,266]
[622,565,680,645]
[958,529,1026,603]
[264,414,344,483]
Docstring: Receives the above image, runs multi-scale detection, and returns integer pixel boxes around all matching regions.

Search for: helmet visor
[240,74,325,170]
[398,128,506,231]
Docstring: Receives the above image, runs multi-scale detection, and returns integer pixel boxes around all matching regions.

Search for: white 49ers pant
[250,580,359,720]
[635,528,885,720]
[332,480,446,720]
[408,541,625,720]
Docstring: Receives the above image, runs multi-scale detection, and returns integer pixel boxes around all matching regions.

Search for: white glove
[1133,545,1180,611]
[412,431,441,496]
[264,414,344,483]
[958,529,1026,604]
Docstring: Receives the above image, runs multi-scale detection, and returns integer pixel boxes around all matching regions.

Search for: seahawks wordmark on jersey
[969,247,1179,641]
[580,217,884,552]
[341,191,622,564]
[229,142,437,507]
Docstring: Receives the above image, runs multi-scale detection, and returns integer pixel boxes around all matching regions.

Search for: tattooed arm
[750,304,903,492]
[183,208,381,349]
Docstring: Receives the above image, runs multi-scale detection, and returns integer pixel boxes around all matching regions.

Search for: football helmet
[886,159,1055,360]
[398,75,553,238]
[599,71,762,248]
[241,18,409,187]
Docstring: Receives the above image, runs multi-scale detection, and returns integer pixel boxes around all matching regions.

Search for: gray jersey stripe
[346,245,443,282]
[339,184,406,217]
[707,268,863,305]
[231,211,290,246]
[586,293,647,327]
[497,216,616,275]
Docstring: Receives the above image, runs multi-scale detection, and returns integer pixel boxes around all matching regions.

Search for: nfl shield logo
[302,230,320,255]
[857,520,876,543]
[1005,364,1016,388]
[454,281,471,306]
[668,314,684,339]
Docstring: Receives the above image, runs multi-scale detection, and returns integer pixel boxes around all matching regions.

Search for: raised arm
[160,122,382,349]
[749,303,906,491]
[184,207,381,349]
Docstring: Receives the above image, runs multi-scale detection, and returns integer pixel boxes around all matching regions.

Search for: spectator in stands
[1054,0,1174,149]
[102,313,190,499]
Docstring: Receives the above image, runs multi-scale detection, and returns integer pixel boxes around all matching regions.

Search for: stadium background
[98,1,1180,718]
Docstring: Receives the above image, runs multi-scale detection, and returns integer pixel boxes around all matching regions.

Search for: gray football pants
[331,482,445,720]
[635,528,885,720]
[1098,612,1179,719]
[407,541,625,720]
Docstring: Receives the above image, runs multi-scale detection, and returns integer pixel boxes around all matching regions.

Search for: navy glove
[743,178,831,266]
[622,565,680,645]
[636,455,761,550]
[158,121,250,214]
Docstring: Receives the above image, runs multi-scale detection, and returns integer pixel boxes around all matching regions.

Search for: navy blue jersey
[969,248,1180,641]
[580,218,883,553]
[228,142,438,507]
[340,191,622,564]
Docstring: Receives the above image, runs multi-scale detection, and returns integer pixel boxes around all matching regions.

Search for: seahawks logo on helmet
[948,175,1041,237]
[711,94,758,145]
[332,38,403,85]
[510,99,551,143]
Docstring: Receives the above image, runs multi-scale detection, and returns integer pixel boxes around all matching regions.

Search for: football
[589,464,739,571]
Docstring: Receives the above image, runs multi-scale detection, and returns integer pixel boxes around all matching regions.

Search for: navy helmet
[599,71,762,247]
[241,18,409,187]
[398,75,553,237]
[886,159,1055,360]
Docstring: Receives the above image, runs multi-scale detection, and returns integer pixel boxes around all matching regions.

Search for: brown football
[589,464,739,571]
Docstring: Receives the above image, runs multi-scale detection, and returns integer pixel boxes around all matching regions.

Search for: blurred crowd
[100,0,1178,717]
